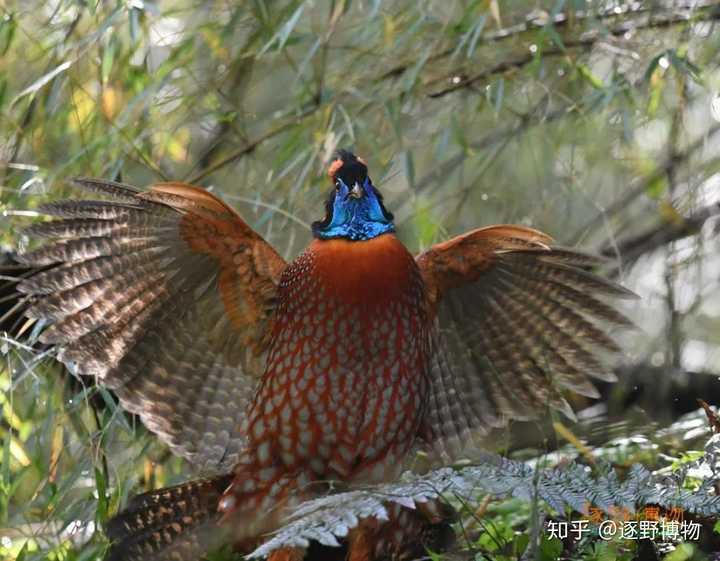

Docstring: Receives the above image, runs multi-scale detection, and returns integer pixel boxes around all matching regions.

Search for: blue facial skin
[314,177,395,241]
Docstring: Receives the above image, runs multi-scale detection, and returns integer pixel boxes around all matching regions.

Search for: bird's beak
[348,182,364,199]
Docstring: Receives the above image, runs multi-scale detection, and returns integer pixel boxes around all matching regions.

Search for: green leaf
[15,542,29,561]
[667,49,704,85]
[543,23,565,51]
[0,12,16,56]
[647,67,665,118]
[401,47,431,92]
[663,543,698,561]
[101,38,116,84]
[539,535,563,561]
[577,63,604,90]
[259,3,305,55]
[466,14,486,58]
[11,60,74,107]
[644,51,667,83]
[95,466,108,522]
[513,533,529,557]
[128,6,140,44]
[645,175,666,199]
[493,78,504,115]
[404,150,415,188]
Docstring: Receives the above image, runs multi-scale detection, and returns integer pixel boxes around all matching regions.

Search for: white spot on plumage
[257,441,270,464]
[338,445,354,463]
[258,467,276,482]
[253,419,265,439]
[310,457,325,474]
[299,430,312,446]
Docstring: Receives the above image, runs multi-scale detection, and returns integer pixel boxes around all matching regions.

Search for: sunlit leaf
[382,13,397,46]
[100,86,121,121]
[577,63,604,89]
[11,60,74,107]
[647,64,665,118]
[68,86,96,132]
[489,0,501,27]
[645,175,666,200]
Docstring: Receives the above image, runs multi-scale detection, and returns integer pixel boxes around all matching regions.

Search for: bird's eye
[335,181,341,191]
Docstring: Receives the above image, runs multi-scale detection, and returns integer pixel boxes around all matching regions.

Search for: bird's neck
[308,234,419,307]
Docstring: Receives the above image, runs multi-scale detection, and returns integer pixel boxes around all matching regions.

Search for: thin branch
[573,122,720,243]
[411,96,573,197]
[603,201,720,267]
[185,104,319,184]
[184,3,720,186]
[378,1,720,86]
[427,2,720,99]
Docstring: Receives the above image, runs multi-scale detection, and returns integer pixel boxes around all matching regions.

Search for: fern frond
[250,435,720,558]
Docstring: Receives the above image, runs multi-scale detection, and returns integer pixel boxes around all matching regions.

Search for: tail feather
[106,474,234,561]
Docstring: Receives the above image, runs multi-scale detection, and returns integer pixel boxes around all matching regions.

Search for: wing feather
[18,178,286,469]
[416,225,634,461]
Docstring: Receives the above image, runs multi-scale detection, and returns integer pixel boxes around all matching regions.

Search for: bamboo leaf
[11,60,74,107]
[259,3,305,55]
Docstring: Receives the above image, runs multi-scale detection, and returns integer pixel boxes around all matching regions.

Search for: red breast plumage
[218,234,431,536]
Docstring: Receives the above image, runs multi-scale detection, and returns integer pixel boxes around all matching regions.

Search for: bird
[14,150,635,561]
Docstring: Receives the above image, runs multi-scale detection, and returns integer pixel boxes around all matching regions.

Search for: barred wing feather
[416,225,635,461]
[17,178,286,470]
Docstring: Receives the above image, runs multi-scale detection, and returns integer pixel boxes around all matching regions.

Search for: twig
[603,201,720,267]
[427,2,720,98]
[379,1,720,91]
[412,97,573,197]
[573,122,720,243]
[185,105,319,184]
[698,399,720,434]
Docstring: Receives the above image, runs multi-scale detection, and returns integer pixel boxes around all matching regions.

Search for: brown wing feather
[17,178,286,470]
[416,225,635,461]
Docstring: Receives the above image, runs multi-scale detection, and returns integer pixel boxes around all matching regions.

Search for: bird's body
[13,150,634,560]
[219,234,430,539]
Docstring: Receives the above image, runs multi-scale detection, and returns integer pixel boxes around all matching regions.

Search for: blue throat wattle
[313,177,395,241]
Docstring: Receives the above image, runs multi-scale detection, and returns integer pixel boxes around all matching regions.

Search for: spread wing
[416,225,635,461]
[17,178,286,470]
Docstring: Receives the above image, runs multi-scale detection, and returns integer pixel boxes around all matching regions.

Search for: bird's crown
[328,150,368,187]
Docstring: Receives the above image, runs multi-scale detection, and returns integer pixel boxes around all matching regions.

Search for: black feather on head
[328,150,368,187]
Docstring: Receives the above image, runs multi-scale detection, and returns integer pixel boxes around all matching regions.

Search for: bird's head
[312,150,395,241]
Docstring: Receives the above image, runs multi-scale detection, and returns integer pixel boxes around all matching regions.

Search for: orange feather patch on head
[327,154,367,182]
[328,159,344,181]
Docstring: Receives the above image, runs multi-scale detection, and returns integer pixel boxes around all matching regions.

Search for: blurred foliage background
[2,0,720,559]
